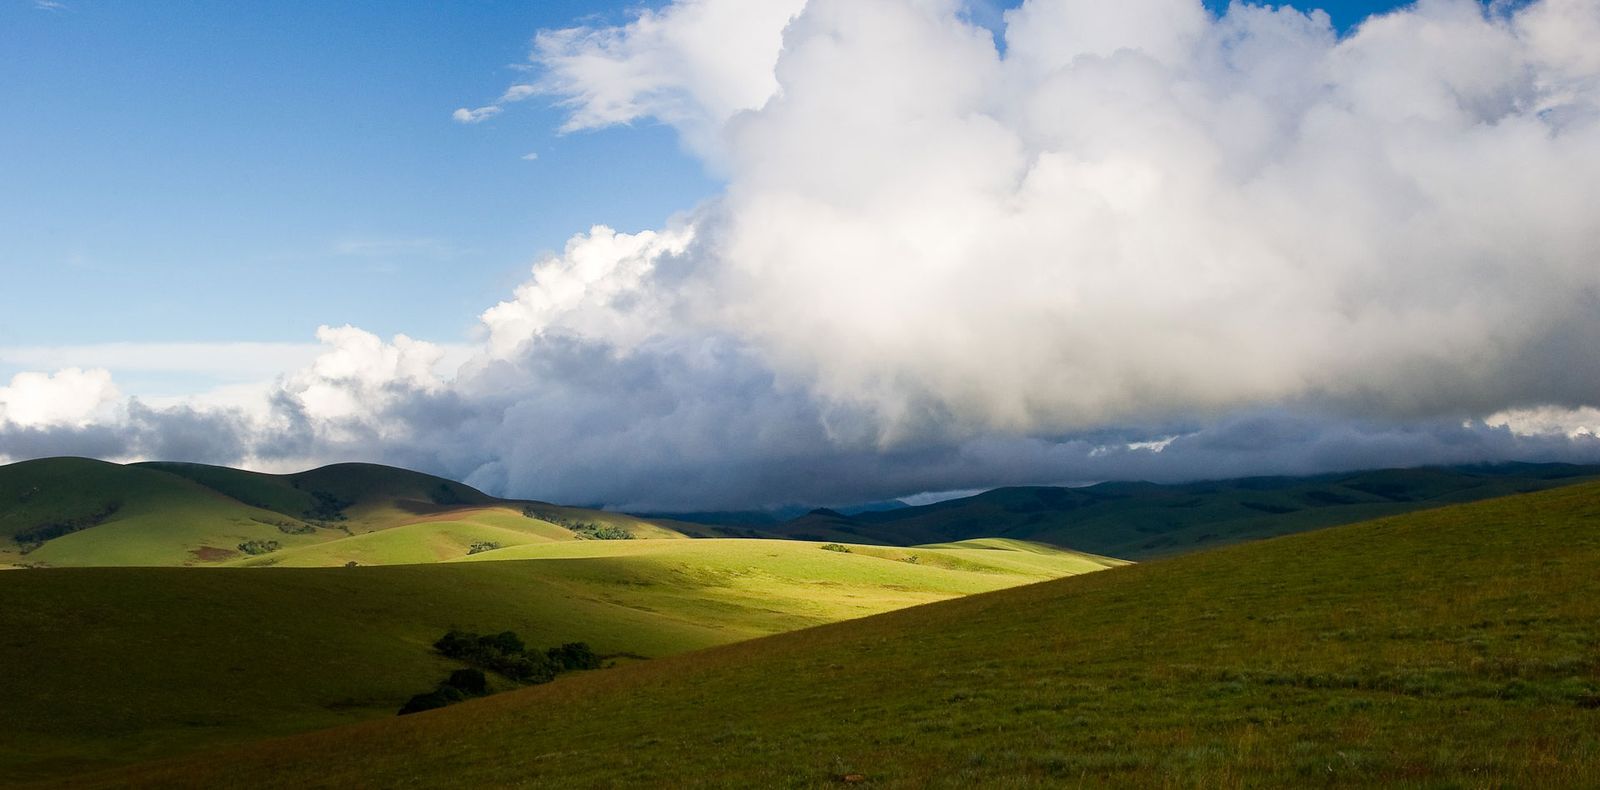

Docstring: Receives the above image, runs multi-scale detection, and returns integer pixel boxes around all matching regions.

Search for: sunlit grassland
[79,481,1600,788]
[0,537,1106,782]
[0,458,685,569]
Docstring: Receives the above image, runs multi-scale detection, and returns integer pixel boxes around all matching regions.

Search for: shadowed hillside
[76,481,1600,787]
[756,463,1600,558]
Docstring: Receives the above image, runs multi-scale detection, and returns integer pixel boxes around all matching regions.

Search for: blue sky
[3,0,1408,350]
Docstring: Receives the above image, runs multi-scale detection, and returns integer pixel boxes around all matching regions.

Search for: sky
[3,0,1599,509]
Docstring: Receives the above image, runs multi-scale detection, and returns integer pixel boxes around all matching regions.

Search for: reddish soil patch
[188,546,239,563]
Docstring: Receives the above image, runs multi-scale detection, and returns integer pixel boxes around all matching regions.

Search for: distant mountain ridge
[712,463,1600,559]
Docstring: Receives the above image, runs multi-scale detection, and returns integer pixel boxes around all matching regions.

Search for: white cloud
[521,151,539,161]
[522,0,1600,444]
[0,368,119,429]
[452,106,502,124]
[529,0,806,159]
[480,224,693,357]
[278,325,446,424]
[1486,406,1600,439]
[8,0,1600,510]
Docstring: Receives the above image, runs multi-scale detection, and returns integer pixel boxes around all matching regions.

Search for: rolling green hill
[76,480,1600,788]
[0,537,1114,782]
[0,458,686,568]
[757,463,1600,558]
[7,458,1597,569]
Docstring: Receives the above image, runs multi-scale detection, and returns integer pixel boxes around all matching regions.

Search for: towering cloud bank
[7,0,1600,508]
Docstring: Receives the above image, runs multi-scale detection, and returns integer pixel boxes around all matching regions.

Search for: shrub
[574,523,633,540]
[467,541,501,555]
[433,629,480,659]
[398,685,466,716]
[486,630,525,655]
[548,642,601,671]
[522,508,633,540]
[497,653,558,684]
[820,543,852,553]
[237,539,282,556]
[445,668,489,695]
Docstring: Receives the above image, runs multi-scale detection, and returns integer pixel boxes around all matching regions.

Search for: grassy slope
[87,481,1600,788]
[0,459,687,568]
[770,463,1600,559]
[0,538,1107,782]
[0,458,346,567]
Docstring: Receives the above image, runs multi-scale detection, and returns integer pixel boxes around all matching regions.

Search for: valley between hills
[2,457,1597,785]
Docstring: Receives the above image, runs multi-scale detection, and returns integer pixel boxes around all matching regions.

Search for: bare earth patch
[188,546,239,563]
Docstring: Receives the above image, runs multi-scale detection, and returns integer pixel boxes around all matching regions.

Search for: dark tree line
[398,630,603,715]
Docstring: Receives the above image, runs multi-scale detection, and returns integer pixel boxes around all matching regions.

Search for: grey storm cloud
[5,0,1600,509]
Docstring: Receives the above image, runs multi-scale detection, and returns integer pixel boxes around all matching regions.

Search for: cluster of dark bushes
[398,630,603,715]
[522,507,634,540]
[433,629,601,682]
[574,523,633,540]
[300,489,351,522]
[467,541,501,555]
[15,502,122,553]
[253,517,317,535]
[398,668,490,715]
[237,539,281,555]
[820,543,852,553]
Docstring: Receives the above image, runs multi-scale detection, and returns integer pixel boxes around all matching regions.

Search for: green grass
[0,458,691,568]
[0,538,1108,782]
[71,481,1600,788]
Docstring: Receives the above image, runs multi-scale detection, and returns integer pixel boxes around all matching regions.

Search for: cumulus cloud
[7,0,1600,510]
[0,368,120,429]
[529,0,806,158]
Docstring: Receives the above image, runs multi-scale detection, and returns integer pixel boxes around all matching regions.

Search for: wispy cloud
[32,0,67,11]
[451,84,538,124]
[451,106,501,124]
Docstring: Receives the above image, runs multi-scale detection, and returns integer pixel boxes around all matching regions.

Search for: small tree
[547,642,601,671]
[398,685,466,716]
[445,668,489,695]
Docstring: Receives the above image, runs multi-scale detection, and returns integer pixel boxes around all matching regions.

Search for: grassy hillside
[0,458,349,567]
[0,458,687,568]
[8,458,1596,568]
[763,463,1600,558]
[0,537,1110,782]
[82,481,1600,787]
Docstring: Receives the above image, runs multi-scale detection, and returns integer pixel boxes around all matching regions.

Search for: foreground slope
[763,463,1600,558]
[0,538,1110,782]
[93,481,1600,787]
